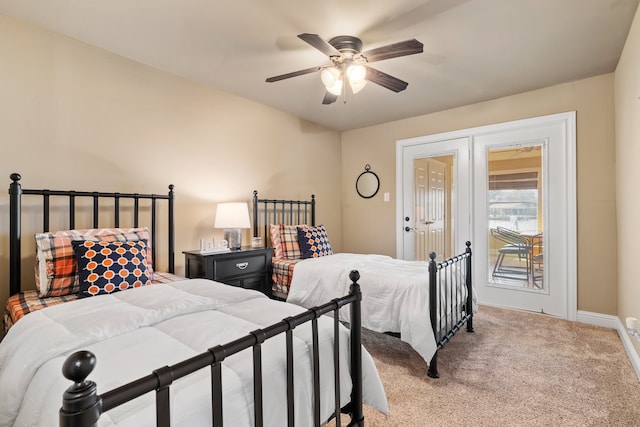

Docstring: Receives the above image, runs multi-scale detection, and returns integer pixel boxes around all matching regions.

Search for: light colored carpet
[358,305,640,426]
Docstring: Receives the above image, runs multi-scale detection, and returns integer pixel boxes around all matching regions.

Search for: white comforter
[0,279,388,427]
[287,253,471,366]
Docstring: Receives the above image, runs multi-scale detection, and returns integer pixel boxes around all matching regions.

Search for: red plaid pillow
[35,227,154,297]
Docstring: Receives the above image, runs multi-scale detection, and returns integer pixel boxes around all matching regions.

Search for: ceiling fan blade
[361,39,424,63]
[298,33,341,57]
[365,66,409,92]
[322,92,338,105]
[265,66,321,83]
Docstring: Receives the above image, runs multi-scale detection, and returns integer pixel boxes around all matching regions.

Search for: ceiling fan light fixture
[346,63,366,84]
[326,79,343,96]
[265,33,423,104]
[321,67,343,95]
[321,67,339,87]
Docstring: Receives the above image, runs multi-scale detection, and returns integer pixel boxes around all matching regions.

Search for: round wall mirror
[356,164,380,199]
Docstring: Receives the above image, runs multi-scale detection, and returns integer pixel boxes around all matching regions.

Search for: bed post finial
[348,270,360,284]
[60,351,102,427]
[10,172,21,183]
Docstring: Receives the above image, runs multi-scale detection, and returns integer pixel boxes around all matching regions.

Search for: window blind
[489,172,538,190]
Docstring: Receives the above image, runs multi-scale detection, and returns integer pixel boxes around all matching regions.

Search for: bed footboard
[59,272,365,427]
[427,241,474,378]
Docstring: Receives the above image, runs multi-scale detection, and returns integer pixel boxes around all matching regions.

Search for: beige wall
[0,11,629,325]
[341,74,617,315]
[0,14,343,309]
[615,5,640,356]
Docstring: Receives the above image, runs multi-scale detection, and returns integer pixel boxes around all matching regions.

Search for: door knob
[405,226,412,232]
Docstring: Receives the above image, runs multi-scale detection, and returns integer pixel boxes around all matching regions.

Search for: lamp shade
[214,202,251,229]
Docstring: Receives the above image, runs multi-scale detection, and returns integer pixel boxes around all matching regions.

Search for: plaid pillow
[297,225,333,258]
[279,224,308,260]
[35,227,154,297]
[72,240,152,298]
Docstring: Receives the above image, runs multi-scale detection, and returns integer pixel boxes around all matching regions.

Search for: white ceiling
[1,0,638,131]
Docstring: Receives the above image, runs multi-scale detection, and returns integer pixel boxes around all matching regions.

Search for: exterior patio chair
[490,227,532,281]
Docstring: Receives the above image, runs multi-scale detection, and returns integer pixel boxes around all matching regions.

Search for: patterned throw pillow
[269,224,284,259]
[72,240,152,298]
[35,227,154,297]
[297,225,333,258]
[280,224,308,260]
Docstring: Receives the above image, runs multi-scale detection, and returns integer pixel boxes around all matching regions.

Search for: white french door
[397,112,576,320]
[473,114,575,318]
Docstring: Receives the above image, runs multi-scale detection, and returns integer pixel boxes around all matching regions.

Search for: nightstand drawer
[214,254,266,279]
[183,247,273,297]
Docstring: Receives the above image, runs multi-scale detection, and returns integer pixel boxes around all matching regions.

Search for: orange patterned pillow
[297,225,333,258]
[72,240,152,298]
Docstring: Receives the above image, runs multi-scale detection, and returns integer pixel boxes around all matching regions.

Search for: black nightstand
[183,247,273,295]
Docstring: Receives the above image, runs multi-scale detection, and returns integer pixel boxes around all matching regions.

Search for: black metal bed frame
[6,175,367,426]
[59,272,365,427]
[251,190,474,378]
[8,172,175,296]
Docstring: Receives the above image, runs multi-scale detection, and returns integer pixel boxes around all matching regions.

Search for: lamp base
[224,229,242,250]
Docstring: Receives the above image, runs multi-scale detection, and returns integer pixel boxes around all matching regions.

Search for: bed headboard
[8,173,175,296]
[252,190,315,241]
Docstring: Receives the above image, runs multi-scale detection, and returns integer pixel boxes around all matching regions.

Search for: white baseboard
[577,310,640,380]
[576,310,619,328]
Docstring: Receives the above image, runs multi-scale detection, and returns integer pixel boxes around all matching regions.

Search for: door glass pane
[487,145,544,290]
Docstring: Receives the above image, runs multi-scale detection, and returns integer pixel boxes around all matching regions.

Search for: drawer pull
[235,262,249,270]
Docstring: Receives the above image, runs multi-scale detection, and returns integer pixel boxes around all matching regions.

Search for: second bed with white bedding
[286,253,475,366]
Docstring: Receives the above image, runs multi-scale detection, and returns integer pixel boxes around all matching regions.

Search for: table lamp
[214,202,251,250]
